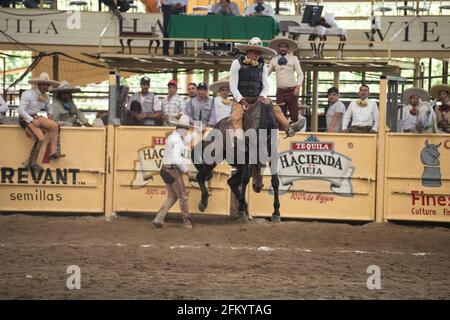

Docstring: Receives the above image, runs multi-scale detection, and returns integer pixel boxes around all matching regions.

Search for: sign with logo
[250,133,377,221]
[385,134,450,222]
[0,126,106,213]
[113,127,230,215]
[274,135,355,196]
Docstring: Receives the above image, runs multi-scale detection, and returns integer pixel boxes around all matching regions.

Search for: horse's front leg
[238,166,250,222]
[271,174,281,223]
[196,164,216,212]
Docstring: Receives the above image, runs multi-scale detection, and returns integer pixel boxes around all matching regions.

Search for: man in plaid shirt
[161,80,186,125]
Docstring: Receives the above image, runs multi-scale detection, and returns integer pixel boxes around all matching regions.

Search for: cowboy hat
[28,72,59,86]
[50,80,82,94]
[209,76,230,93]
[429,84,450,99]
[168,114,193,129]
[269,37,298,52]
[402,87,430,104]
[235,37,277,57]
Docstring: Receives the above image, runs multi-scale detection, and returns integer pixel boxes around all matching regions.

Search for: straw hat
[402,87,430,104]
[50,80,81,94]
[28,72,59,86]
[168,114,193,129]
[269,37,298,53]
[429,84,450,99]
[235,37,277,57]
[209,76,230,93]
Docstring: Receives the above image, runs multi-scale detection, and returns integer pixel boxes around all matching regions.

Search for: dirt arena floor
[0,213,449,300]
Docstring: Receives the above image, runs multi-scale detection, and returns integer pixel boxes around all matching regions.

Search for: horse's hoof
[199,201,207,212]
[271,215,281,223]
[238,211,249,222]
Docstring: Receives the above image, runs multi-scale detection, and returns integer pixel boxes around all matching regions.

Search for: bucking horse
[192,102,282,222]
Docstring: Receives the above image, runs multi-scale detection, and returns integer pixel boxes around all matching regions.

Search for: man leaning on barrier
[51,81,92,127]
[18,72,65,172]
[342,84,379,134]
[127,76,162,126]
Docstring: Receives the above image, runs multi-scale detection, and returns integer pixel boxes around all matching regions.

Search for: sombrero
[28,72,59,86]
[209,76,230,93]
[235,37,277,57]
[402,87,430,104]
[50,81,81,94]
[429,84,450,99]
[167,114,193,129]
[269,37,298,52]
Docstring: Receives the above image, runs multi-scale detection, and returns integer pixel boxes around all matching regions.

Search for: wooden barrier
[248,133,378,221]
[112,126,231,215]
[1,124,449,223]
[384,133,450,222]
[0,126,106,213]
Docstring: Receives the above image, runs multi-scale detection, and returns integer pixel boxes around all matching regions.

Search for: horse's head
[416,101,437,133]
[420,139,441,166]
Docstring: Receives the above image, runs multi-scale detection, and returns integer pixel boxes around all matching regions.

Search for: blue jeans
[23,0,38,8]
[102,0,130,12]
[1,0,12,7]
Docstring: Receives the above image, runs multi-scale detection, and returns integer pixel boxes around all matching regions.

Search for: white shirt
[163,130,193,173]
[18,88,52,123]
[209,96,233,126]
[229,58,270,103]
[342,99,379,132]
[0,96,8,114]
[244,2,275,17]
[326,101,346,133]
[268,54,304,89]
[400,104,417,131]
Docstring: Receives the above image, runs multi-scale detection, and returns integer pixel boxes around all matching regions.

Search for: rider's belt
[277,87,296,93]
[243,97,258,105]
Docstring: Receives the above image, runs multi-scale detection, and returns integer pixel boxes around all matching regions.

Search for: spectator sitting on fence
[0,95,8,124]
[211,0,241,16]
[185,82,213,127]
[325,86,346,133]
[400,87,430,133]
[430,84,450,133]
[161,80,186,126]
[208,77,232,127]
[51,81,92,127]
[342,84,379,134]
[244,0,274,17]
[127,76,162,126]
[18,72,64,171]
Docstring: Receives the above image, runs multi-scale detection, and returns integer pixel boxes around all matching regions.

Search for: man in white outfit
[342,84,379,133]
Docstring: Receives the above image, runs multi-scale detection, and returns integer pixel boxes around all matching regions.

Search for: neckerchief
[278,54,288,66]
[38,93,49,103]
[221,98,232,105]
[357,99,368,107]
[242,58,259,67]
[439,103,450,113]
[409,106,417,116]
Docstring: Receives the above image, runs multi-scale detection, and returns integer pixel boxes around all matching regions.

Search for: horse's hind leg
[270,174,281,223]
[227,168,248,217]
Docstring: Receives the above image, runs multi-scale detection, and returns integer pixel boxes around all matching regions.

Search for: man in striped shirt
[161,80,186,125]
